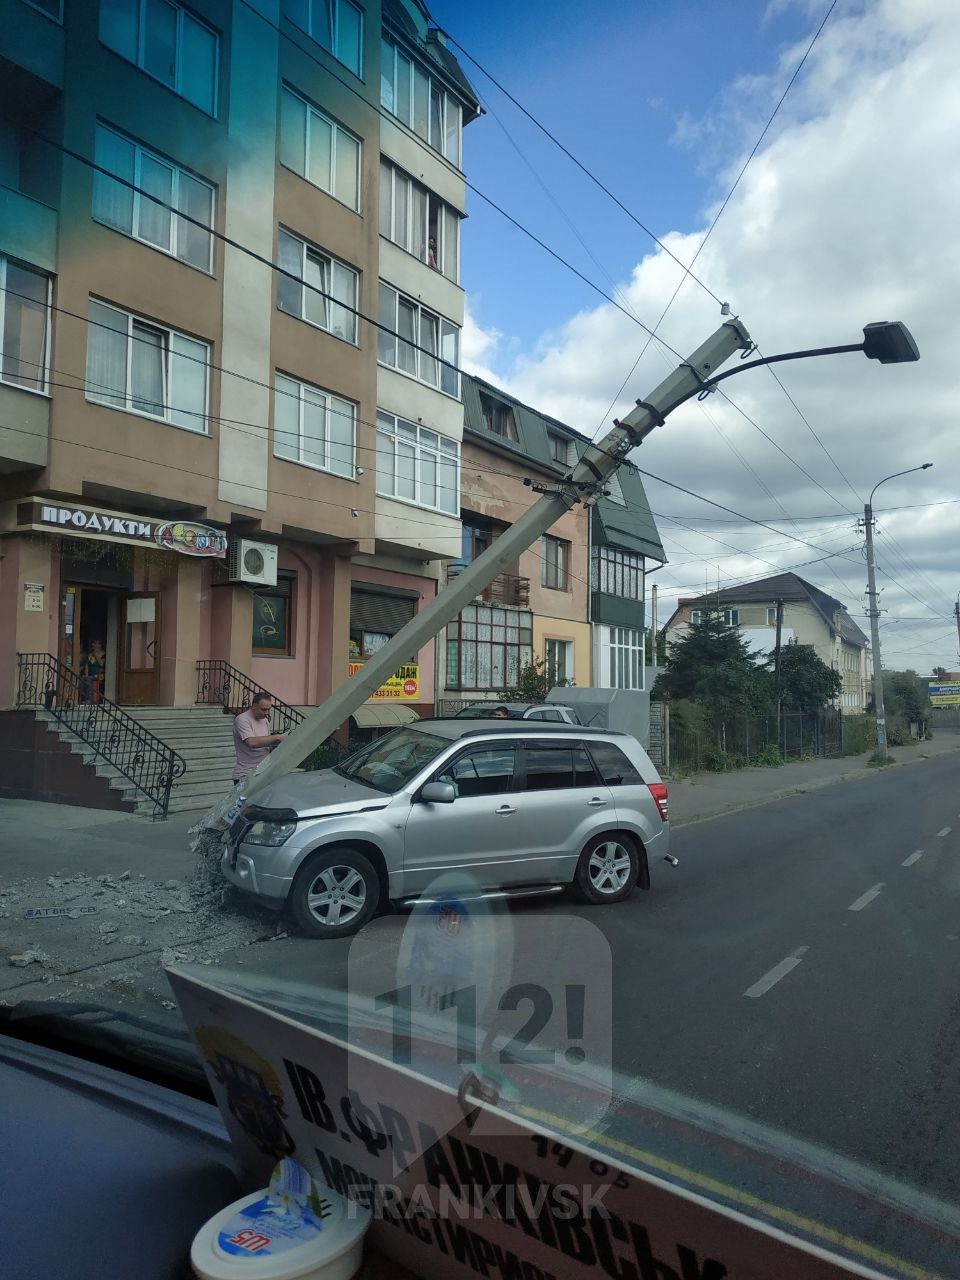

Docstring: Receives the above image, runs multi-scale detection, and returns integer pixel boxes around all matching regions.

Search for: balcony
[446,563,530,607]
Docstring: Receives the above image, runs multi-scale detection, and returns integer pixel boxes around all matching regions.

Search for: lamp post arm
[670,343,865,411]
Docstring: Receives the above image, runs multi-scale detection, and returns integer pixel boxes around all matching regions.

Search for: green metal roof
[461,373,666,564]
[382,0,481,119]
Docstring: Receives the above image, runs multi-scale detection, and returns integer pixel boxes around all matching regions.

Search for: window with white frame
[274,373,355,477]
[93,124,215,272]
[766,606,778,625]
[99,0,219,116]
[378,160,459,281]
[598,625,644,689]
[85,298,208,431]
[0,256,50,393]
[378,282,459,396]
[544,637,573,685]
[541,535,569,591]
[280,0,362,76]
[592,546,643,600]
[276,229,357,344]
[690,610,703,624]
[280,86,361,211]
[724,608,740,625]
[376,410,459,515]
[478,391,517,440]
[380,35,461,167]
[446,604,533,691]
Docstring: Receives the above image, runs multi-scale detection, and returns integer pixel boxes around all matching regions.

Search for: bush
[750,744,784,768]
[841,715,874,756]
[703,746,746,772]
[867,750,896,767]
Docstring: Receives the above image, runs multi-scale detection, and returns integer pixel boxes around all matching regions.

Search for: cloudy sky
[428,0,960,673]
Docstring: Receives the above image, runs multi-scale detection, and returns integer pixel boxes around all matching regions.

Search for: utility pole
[213,318,753,818]
[863,502,887,758]
[954,597,960,663]
[651,583,658,668]
[773,597,784,756]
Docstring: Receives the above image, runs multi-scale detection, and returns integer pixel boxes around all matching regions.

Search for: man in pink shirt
[232,692,287,786]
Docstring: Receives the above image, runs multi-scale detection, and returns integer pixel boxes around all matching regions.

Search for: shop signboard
[9,500,227,557]
[348,662,420,700]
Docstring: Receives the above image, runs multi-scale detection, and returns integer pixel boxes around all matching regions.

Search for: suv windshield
[334,728,449,793]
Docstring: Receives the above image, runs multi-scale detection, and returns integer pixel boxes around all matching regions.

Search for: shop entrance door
[59,585,119,703]
[119,592,161,704]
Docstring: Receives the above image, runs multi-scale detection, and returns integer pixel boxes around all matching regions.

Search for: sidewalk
[668,733,960,827]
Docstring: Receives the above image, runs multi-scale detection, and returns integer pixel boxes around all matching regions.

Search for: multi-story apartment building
[0,1,477,741]
[661,572,872,713]
[438,374,664,711]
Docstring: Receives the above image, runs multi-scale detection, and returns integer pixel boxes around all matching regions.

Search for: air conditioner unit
[227,539,278,587]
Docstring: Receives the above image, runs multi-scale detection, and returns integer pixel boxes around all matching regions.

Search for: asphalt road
[201,753,960,1209]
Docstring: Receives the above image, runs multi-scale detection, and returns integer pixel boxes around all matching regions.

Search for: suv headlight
[244,819,297,847]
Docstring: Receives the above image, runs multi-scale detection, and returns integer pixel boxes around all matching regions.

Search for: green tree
[653,611,769,746]
[774,644,842,713]
[498,654,569,703]
[883,669,929,724]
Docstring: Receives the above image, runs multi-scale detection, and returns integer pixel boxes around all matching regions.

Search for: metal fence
[662,708,843,774]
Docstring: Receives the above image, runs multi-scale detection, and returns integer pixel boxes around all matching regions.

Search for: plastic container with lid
[190,1158,370,1280]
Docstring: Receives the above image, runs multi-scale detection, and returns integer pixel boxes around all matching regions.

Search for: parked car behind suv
[453,701,582,724]
[222,722,670,938]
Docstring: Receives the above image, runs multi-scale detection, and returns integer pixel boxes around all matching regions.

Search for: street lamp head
[921,462,933,470]
[862,321,920,364]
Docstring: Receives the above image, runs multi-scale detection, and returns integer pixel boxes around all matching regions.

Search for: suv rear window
[520,744,599,790]
[587,740,644,786]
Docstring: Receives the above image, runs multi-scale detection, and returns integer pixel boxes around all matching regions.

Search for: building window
[766,606,778,625]
[378,160,460,281]
[547,432,573,466]
[280,0,362,77]
[544,638,573,685]
[541,535,569,591]
[376,410,459,515]
[93,124,215,272]
[478,392,517,440]
[280,86,361,211]
[598,625,644,690]
[380,35,462,167]
[274,373,355,477]
[461,521,492,562]
[378,283,459,396]
[592,546,643,600]
[690,610,702,624]
[253,570,295,655]
[0,256,50,393]
[724,608,740,625]
[446,604,533,691]
[99,0,219,116]
[350,585,417,661]
[277,229,357,344]
[85,298,208,431]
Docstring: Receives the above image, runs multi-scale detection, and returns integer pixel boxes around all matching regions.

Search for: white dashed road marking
[937,827,951,838]
[848,883,885,912]
[744,946,809,998]
[902,850,924,867]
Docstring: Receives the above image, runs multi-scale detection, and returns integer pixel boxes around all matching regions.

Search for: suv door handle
[495,805,517,815]
[587,797,607,807]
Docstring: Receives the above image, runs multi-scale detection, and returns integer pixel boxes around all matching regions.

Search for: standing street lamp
[863,463,933,758]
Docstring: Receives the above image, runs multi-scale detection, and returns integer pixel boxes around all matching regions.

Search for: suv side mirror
[421,781,456,804]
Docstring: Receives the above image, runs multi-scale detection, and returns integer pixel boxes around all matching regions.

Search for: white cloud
[467,1,960,671]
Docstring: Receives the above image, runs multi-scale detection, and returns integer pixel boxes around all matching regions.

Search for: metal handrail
[15,653,186,820]
[195,659,305,735]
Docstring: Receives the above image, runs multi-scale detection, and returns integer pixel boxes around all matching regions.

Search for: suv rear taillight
[647,782,669,823]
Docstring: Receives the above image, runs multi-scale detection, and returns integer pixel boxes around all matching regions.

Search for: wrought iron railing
[195,659,305,735]
[15,653,186,820]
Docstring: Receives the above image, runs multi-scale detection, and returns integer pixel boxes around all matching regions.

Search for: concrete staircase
[119,706,239,815]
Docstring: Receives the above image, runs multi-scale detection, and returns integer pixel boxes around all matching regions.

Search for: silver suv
[221,721,670,938]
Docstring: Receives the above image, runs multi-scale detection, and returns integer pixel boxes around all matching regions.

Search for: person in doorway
[232,692,287,786]
[79,639,106,704]
[492,706,510,719]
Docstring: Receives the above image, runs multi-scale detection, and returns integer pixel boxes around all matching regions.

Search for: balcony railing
[195,660,305,735]
[15,653,186,820]
[445,564,530,607]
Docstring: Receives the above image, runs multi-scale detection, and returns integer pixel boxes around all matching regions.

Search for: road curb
[670,742,960,830]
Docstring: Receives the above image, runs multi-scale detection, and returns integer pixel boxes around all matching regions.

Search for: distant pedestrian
[493,706,510,719]
[233,692,287,785]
